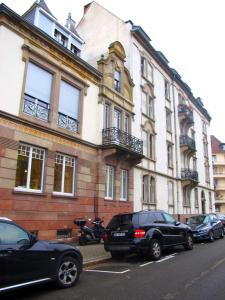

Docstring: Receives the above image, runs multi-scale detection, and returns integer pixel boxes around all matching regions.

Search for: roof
[23,0,56,19]
[211,135,225,153]
[0,3,101,80]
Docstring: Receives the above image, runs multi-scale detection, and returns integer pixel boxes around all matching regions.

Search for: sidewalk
[73,242,111,267]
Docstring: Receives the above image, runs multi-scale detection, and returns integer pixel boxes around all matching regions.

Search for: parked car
[216,214,225,233]
[186,214,224,242]
[104,210,193,260]
[0,217,82,292]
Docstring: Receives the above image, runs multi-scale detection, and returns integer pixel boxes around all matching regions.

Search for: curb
[83,257,111,268]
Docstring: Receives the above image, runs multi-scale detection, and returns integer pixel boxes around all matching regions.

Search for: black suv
[104,210,193,260]
[0,217,82,292]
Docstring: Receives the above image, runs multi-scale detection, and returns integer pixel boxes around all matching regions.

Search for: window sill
[119,199,128,202]
[142,112,155,122]
[104,197,114,202]
[52,192,77,200]
[141,75,154,87]
[13,189,47,197]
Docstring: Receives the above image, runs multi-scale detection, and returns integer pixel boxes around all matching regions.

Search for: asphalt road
[3,238,225,300]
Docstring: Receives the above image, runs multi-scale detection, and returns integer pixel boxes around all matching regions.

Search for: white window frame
[53,154,76,196]
[166,109,172,132]
[105,165,114,200]
[165,80,170,100]
[143,175,156,204]
[14,144,45,193]
[167,143,173,168]
[120,169,128,201]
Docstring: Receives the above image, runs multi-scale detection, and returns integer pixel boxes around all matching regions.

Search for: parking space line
[156,255,175,263]
[85,269,130,274]
[139,261,154,267]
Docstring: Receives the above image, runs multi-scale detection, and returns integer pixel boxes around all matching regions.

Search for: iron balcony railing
[23,93,50,122]
[102,127,143,155]
[58,112,79,133]
[180,135,196,151]
[178,104,194,123]
[181,168,198,182]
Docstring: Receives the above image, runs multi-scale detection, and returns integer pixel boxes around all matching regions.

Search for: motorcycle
[74,217,105,245]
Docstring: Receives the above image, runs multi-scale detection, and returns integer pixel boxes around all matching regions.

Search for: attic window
[114,70,121,92]
[70,44,79,56]
[54,29,68,47]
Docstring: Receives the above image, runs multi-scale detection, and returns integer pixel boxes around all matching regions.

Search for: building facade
[211,135,225,213]
[77,1,215,222]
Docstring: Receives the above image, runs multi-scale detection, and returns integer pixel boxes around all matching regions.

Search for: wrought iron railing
[58,112,79,132]
[180,135,196,151]
[178,104,194,123]
[102,127,143,155]
[181,168,198,182]
[23,94,50,122]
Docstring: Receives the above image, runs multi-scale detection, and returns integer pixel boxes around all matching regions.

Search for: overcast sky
[2,0,225,141]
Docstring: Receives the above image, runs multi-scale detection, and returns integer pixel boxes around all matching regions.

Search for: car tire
[183,233,194,250]
[208,230,214,242]
[149,239,161,260]
[56,256,80,289]
[110,251,125,260]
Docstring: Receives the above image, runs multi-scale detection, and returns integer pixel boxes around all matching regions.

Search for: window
[163,213,175,224]
[142,92,154,119]
[125,115,129,133]
[148,134,154,159]
[114,70,121,92]
[23,62,53,122]
[15,144,45,192]
[54,29,68,47]
[147,62,153,82]
[104,103,110,129]
[58,80,80,132]
[141,57,153,82]
[194,188,199,208]
[202,120,207,134]
[114,109,121,129]
[0,223,30,245]
[167,143,173,168]
[105,166,114,199]
[164,80,170,99]
[205,164,210,183]
[143,175,156,204]
[168,181,174,206]
[166,109,172,132]
[57,229,72,239]
[143,131,155,159]
[141,57,146,76]
[212,155,216,163]
[121,170,128,201]
[70,44,79,56]
[54,154,76,195]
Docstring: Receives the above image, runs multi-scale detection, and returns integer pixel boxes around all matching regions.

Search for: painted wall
[0,26,25,116]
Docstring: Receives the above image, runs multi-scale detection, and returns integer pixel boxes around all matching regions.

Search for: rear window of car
[107,214,139,229]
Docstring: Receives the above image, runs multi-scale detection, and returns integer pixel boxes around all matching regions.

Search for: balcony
[102,127,143,162]
[23,94,50,122]
[178,104,194,125]
[181,168,198,186]
[58,112,79,132]
[180,135,196,154]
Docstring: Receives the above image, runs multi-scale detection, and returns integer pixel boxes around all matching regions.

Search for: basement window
[57,229,72,239]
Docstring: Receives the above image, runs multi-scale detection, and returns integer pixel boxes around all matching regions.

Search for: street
[3,238,225,300]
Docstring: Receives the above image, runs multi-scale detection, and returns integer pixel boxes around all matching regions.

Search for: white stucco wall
[0,26,25,115]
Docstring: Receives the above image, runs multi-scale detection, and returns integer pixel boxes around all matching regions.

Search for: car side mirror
[175,221,181,226]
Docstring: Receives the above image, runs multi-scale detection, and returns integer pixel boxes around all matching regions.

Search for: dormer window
[114,70,121,92]
[70,44,79,56]
[54,29,68,47]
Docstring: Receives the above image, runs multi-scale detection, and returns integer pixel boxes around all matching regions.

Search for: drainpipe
[172,78,180,220]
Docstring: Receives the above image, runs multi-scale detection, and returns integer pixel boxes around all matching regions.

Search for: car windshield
[187,215,208,225]
[107,214,138,229]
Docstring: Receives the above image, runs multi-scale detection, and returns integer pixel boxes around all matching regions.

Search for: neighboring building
[211,135,225,213]
[77,1,215,221]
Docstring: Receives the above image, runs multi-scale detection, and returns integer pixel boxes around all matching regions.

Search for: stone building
[77,1,215,221]
[211,135,225,213]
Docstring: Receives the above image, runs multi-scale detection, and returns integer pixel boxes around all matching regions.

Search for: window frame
[105,165,115,200]
[114,70,121,92]
[167,142,173,168]
[14,143,45,193]
[166,108,172,132]
[142,175,156,204]
[164,79,170,100]
[53,153,76,196]
[120,169,128,201]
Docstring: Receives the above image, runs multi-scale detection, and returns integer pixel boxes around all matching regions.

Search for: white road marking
[139,261,154,267]
[85,269,130,274]
[156,255,175,263]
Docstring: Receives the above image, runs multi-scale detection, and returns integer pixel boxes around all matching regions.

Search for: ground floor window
[15,144,45,192]
[105,165,114,199]
[120,169,128,200]
[53,154,76,195]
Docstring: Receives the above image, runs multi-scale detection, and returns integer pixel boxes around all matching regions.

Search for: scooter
[74,217,105,245]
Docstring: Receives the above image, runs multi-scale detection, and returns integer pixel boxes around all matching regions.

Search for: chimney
[65,13,76,33]
[84,3,92,15]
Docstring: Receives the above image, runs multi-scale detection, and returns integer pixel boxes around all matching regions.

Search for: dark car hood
[189,224,208,231]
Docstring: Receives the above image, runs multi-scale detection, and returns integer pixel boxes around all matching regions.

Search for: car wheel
[183,233,194,250]
[56,256,80,289]
[149,239,161,260]
[220,229,224,239]
[110,251,125,260]
[208,230,214,242]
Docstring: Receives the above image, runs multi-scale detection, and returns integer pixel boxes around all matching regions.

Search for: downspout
[172,78,180,220]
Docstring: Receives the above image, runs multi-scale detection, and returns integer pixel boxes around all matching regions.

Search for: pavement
[73,242,111,267]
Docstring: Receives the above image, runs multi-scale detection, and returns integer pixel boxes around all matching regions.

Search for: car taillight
[134,229,146,238]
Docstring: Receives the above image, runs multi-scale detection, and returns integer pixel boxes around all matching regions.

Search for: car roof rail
[0,217,12,221]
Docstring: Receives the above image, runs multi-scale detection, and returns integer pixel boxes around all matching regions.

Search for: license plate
[113,232,126,237]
